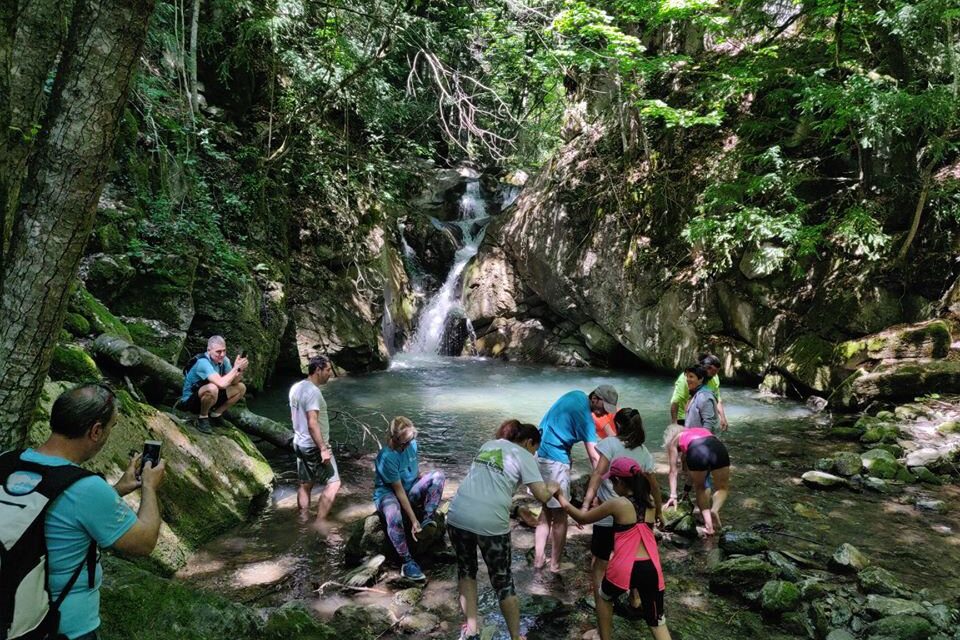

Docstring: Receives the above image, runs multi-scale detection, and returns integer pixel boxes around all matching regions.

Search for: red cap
[603,457,642,480]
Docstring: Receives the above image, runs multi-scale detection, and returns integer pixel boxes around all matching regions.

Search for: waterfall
[407,181,489,356]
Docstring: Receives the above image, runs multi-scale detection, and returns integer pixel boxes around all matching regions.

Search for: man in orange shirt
[591,385,619,439]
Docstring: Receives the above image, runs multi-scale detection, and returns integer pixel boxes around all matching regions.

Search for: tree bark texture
[0,0,157,449]
[1,0,74,278]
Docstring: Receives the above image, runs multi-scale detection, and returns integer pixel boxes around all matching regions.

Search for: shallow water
[177,355,960,639]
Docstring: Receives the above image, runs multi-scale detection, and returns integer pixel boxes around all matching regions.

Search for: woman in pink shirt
[663,424,730,535]
[556,458,671,640]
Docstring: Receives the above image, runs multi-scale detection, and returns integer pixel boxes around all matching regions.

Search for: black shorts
[182,386,228,414]
[685,436,729,472]
[599,560,666,627]
[591,525,615,561]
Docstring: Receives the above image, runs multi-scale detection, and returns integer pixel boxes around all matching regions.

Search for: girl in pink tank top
[556,458,672,640]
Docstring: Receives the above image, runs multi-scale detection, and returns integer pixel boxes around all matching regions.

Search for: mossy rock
[709,556,778,594]
[832,452,864,477]
[49,344,102,383]
[262,602,334,640]
[719,531,769,555]
[110,252,198,331]
[861,425,901,445]
[866,458,910,481]
[911,466,942,485]
[829,427,864,441]
[69,285,132,341]
[865,614,933,640]
[63,312,91,338]
[857,566,910,597]
[99,556,262,640]
[776,334,836,394]
[759,580,801,613]
[936,420,960,435]
[126,319,186,363]
[85,254,136,304]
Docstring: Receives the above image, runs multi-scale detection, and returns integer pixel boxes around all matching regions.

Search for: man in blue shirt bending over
[533,385,616,572]
[181,335,249,434]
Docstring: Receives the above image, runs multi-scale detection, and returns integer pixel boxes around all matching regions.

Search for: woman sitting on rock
[682,364,719,433]
[446,420,559,640]
[373,416,445,582]
[580,409,662,637]
[557,457,672,640]
[662,423,730,535]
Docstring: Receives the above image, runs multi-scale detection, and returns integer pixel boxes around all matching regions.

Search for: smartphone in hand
[138,440,162,479]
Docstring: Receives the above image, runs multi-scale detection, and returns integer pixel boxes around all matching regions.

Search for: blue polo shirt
[9,449,137,639]
[536,390,598,464]
[373,440,419,503]
[181,355,232,402]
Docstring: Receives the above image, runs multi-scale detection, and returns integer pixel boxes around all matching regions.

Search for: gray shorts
[295,445,340,485]
[537,457,570,508]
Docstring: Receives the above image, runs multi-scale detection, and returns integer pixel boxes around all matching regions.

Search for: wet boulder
[914,498,946,514]
[861,448,896,469]
[857,566,910,597]
[760,580,801,613]
[709,556,778,594]
[825,630,856,640]
[866,457,913,482]
[719,531,769,555]
[829,543,870,573]
[397,611,439,635]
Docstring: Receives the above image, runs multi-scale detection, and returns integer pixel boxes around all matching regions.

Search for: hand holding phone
[138,440,162,480]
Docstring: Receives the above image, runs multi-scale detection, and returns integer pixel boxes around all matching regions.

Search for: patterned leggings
[376,470,445,562]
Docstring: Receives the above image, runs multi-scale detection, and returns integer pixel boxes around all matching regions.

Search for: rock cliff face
[464,124,960,408]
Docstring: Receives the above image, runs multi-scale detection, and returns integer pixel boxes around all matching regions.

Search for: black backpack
[182,352,208,376]
[0,451,98,640]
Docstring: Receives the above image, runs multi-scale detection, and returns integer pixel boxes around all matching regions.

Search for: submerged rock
[830,543,870,573]
[825,629,856,640]
[765,551,801,582]
[914,498,947,514]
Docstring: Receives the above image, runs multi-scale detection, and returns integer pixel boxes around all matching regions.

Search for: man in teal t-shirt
[181,335,249,433]
[2,384,166,640]
[670,354,728,430]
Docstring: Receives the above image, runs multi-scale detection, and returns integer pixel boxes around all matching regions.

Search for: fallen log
[90,334,183,402]
[229,408,293,450]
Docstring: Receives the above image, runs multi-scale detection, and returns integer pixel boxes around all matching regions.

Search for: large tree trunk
[0,0,74,279]
[0,0,157,449]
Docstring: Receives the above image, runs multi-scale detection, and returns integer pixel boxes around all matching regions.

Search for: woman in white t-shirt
[447,420,559,640]
[580,409,662,635]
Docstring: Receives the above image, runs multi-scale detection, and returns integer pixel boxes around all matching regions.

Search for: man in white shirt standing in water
[289,355,340,531]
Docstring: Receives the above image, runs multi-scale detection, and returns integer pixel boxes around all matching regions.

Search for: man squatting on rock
[289,355,341,529]
[181,335,249,434]
[0,384,165,640]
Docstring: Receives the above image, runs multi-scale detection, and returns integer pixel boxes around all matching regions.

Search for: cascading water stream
[406,181,489,355]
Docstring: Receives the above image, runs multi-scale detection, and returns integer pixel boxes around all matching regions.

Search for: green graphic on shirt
[475,448,504,471]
